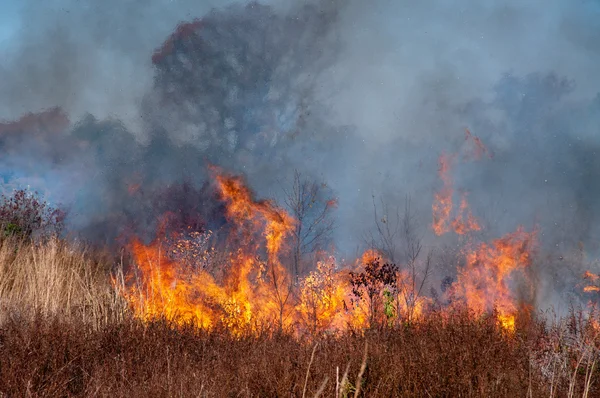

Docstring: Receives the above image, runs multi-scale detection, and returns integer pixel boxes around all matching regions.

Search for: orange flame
[433,130,491,236]
[584,270,600,282]
[451,194,481,235]
[432,153,454,235]
[121,167,299,335]
[360,248,381,265]
[451,227,536,332]
[296,258,352,332]
[212,167,295,264]
[127,238,223,328]
[465,128,492,160]
[120,168,376,336]
[583,271,600,293]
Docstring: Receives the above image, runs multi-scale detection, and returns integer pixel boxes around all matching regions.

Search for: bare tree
[283,170,336,278]
[364,195,433,324]
[363,195,401,262]
[266,258,294,332]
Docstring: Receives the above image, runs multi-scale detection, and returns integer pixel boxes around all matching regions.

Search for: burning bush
[349,256,399,329]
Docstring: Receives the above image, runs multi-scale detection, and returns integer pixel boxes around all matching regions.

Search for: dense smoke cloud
[1,0,600,309]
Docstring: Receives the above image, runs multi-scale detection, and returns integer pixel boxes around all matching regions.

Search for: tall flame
[433,130,490,236]
[451,228,536,332]
[212,167,297,331]
[120,168,373,335]
[432,153,454,235]
[122,168,298,335]
[119,128,538,337]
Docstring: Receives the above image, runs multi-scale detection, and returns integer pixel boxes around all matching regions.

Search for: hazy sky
[0,2,20,48]
[2,0,599,135]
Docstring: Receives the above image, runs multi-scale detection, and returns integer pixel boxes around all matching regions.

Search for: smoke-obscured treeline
[0,0,600,311]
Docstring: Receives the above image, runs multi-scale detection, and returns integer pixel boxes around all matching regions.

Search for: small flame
[584,270,600,282]
[582,271,600,294]
[432,153,454,235]
[451,194,481,235]
[465,128,492,160]
[360,248,381,265]
[432,131,491,236]
[584,286,600,293]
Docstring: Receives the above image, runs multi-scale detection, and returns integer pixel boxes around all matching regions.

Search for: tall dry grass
[0,236,598,396]
[1,309,596,397]
[0,236,126,329]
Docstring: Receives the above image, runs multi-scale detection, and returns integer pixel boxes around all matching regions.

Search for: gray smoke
[1,0,600,310]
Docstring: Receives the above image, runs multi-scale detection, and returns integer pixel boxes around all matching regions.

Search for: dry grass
[0,237,598,397]
[0,236,126,329]
[0,311,594,397]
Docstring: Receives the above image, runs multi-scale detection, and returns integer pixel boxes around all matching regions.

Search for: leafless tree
[363,195,401,263]
[283,170,336,278]
[266,258,294,332]
[364,195,433,324]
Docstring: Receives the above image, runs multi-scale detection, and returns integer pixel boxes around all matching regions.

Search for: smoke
[1,0,600,309]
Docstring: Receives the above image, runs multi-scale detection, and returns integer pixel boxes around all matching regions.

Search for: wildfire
[451,194,481,235]
[121,168,368,335]
[123,237,223,329]
[583,271,600,293]
[119,128,536,337]
[451,228,536,332]
[464,128,493,160]
[121,168,297,335]
[119,169,439,335]
[432,153,454,235]
[432,129,491,236]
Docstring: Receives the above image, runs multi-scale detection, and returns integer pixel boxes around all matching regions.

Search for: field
[0,228,598,397]
[1,1,600,396]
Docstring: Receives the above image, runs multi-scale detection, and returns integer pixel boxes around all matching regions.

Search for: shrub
[0,189,66,240]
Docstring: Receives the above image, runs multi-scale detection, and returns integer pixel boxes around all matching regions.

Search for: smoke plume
[1,0,600,310]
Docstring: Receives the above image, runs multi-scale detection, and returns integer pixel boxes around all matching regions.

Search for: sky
[0,2,20,48]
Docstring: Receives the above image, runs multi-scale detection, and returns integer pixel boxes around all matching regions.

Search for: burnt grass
[0,310,593,397]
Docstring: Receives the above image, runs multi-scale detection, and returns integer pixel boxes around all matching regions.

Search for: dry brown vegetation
[0,237,599,397]
[0,311,551,397]
[0,236,126,329]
